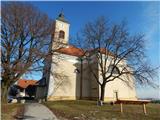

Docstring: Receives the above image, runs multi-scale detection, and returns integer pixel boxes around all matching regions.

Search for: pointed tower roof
[56,10,69,23]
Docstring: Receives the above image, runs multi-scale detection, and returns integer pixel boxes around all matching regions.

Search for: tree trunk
[100,84,105,101]
[1,84,9,103]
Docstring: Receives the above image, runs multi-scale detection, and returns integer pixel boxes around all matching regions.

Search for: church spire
[57,9,68,23]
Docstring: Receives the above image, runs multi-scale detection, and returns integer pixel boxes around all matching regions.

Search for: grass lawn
[1,103,24,120]
[45,100,160,120]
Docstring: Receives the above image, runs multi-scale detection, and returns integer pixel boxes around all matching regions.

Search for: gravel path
[23,103,58,120]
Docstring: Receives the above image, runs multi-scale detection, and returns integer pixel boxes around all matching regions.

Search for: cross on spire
[57,9,68,23]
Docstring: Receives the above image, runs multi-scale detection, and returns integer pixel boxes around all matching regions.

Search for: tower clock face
[60,23,63,28]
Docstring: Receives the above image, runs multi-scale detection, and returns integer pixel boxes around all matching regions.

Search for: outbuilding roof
[17,79,38,89]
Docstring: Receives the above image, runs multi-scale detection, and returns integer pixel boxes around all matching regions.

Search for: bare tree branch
[75,16,158,101]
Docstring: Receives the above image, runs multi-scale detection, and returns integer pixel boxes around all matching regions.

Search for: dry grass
[45,100,160,120]
[1,103,23,120]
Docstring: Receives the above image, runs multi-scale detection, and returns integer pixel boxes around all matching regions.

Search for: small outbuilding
[15,79,38,98]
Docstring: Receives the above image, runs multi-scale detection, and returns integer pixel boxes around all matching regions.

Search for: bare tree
[1,2,57,102]
[76,17,158,102]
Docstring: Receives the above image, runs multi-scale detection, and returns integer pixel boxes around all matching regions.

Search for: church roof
[56,46,114,57]
[98,48,114,57]
[56,11,69,23]
[57,45,84,57]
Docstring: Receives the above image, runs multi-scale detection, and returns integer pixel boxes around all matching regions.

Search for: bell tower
[53,11,70,45]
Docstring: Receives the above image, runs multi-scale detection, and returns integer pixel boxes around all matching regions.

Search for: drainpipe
[80,58,83,99]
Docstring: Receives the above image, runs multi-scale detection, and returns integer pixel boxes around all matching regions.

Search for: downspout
[80,58,83,99]
[46,60,52,101]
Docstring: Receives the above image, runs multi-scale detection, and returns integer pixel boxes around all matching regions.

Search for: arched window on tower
[59,30,65,39]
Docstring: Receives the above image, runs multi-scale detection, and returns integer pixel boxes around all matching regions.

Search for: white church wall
[47,62,56,97]
[97,58,137,102]
[81,54,100,100]
[104,76,137,102]
[47,54,79,100]
[81,63,92,99]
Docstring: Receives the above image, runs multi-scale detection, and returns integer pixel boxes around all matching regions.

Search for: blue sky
[24,1,159,99]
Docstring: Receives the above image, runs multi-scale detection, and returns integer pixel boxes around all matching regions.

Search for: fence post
[120,103,123,113]
[143,103,147,115]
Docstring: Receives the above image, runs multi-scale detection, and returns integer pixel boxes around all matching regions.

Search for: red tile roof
[86,48,114,57]
[56,45,114,57]
[99,48,114,57]
[17,79,37,89]
[57,45,84,57]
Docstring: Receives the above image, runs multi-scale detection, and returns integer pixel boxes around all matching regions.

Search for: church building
[41,12,137,102]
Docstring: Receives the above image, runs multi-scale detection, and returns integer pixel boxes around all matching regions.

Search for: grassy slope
[45,100,160,120]
[1,103,23,120]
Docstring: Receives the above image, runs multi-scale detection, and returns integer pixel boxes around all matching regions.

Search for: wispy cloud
[141,2,160,47]
[140,2,160,88]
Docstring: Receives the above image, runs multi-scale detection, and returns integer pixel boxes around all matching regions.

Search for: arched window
[108,65,120,74]
[59,30,65,39]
